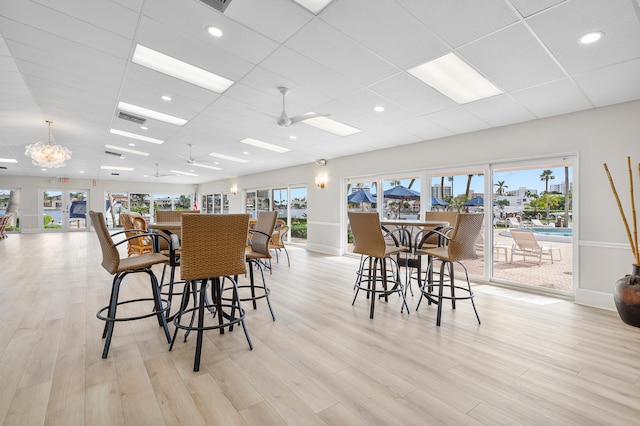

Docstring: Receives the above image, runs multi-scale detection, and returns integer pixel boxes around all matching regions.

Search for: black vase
[613,264,640,327]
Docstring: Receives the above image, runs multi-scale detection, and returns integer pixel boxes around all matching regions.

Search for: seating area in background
[531,218,555,228]
[120,212,153,256]
[510,229,562,266]
[0,215,9,240]
[269,221,290,266]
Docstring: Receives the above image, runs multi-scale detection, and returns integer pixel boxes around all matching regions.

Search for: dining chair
[234,211,278,320]
[348,211,410,319]
[416,213,484,326]
[0,215,9,240]
[89,210,172,358]
[170,213,253,371]
[120,213,154,256]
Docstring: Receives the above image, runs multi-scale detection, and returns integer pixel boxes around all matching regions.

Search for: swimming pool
[530,227,573,237]
[500,227,573,243]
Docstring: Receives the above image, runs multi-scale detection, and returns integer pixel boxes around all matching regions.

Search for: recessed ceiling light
[208,152,250,163]
[302,114,361,136]
[243,151,249,155]
[408,52,503,104]
[110,128,164,144]
[101,165,134,171]
[161,95,172,101]
[118,101,187,126]
[170,170,198,176]
[105,144,150,156]
[0,158,18,163]
[79,171,84,173]
[579,31,604,44]
[132,44,234,93]
[128,143,136,146]
[140,126,148,130]
[41,168,46,172]
[206,26,223,37]
[374,106,385,112]
[240,138,291,153]
[289,135,297,140]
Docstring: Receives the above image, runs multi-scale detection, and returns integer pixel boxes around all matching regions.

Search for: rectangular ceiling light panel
[191,163,223,171]
[110,128,164,144]
[408,53,503,104]
[293,0,334,14]
[101,165,134,171]
[208,152,250,163]
[302,114,361,136]
[240,138,290,153]
[132,44,234,93]
[118,101,187,126]
[104,144,149,156]
[0,158,18,163]
[170,170,198,176]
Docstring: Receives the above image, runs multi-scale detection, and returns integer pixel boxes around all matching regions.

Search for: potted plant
[604,157,640,327]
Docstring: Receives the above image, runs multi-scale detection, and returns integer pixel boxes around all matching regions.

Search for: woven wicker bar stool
[89,211,172,359]
[170,213,253,371]
[348,212,410,319]
[231,211,277,320]
[416,213,484,326]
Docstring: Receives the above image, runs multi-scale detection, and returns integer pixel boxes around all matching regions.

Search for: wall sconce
[315,175,327,189]
[230,185,238,195]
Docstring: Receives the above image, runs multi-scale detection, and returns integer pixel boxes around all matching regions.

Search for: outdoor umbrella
[462,196,485,206]
[348,189,377,203]
[383,185,420,218]
[431,196,449,206]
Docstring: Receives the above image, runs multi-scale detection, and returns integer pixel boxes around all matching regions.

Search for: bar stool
[348,212,410,319]
[170,213,253,371]
[416,213,484,326]
[89,210,171,359]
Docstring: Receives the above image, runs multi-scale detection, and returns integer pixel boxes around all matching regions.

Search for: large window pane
[0,189,20,233]
[290,187,307,243]
[382,177,420,220]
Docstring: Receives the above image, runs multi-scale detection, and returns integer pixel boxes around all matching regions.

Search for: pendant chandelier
[25,120,72,168]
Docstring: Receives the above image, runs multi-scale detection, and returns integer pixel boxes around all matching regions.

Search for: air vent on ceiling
[111,173,120,176]
[198,0,233,13]
[0,166,7,170]
[105,150,123,158]
[117,111,146,125]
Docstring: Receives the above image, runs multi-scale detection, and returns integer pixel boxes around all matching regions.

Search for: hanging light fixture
[25,120,72,168]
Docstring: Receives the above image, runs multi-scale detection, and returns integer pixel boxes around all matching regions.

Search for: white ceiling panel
[509,0,567,18]
[1,0,639,182]
[398,0,519,48]
[321,0,449,69]
[459,23,566,92]
[573,59,640,107]
[526,0,640,74]
[285,19,399,86]
[511,78,594,118]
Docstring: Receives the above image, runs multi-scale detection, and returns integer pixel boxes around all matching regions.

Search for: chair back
[154,210,199,249]
[510,229,541,250]
[270,225,289,248]
[250,211,277,257]
[180,214,250,280]
[89,210,120,274]
[0,215,9,239]
[445,213,484,262]
[348,212,386,258]
[421,211,458,246]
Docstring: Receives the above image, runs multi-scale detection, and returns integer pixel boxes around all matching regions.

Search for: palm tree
[495,180,508,196]
[540,169,555,194]
[465,174,473,198]
[563,166,570,227]
[440,176,445,199]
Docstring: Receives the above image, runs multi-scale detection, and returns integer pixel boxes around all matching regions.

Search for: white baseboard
[306,243,341,256]
[574,288,615,311]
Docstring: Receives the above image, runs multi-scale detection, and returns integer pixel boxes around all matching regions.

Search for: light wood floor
[1,232,640,425]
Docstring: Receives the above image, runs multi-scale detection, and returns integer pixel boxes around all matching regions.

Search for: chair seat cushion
[117,252,169,273]
[246,250,269,259]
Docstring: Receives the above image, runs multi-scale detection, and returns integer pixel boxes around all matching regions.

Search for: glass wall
[382,176,421,220]
[290,186,307,244]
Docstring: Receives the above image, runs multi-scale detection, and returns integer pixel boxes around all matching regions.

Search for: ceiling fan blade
[289,113,330,125]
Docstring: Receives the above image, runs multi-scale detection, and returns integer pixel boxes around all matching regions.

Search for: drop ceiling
[1,0,639,183]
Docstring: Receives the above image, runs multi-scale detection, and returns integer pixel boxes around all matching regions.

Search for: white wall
[3,100,639,310]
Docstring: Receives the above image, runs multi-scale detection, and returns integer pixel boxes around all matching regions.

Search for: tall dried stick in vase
[603,157,640,265]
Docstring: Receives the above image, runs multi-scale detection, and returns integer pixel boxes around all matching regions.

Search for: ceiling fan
[180,144,222,170]
[152,163,174,178]
[275,86,329,128]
